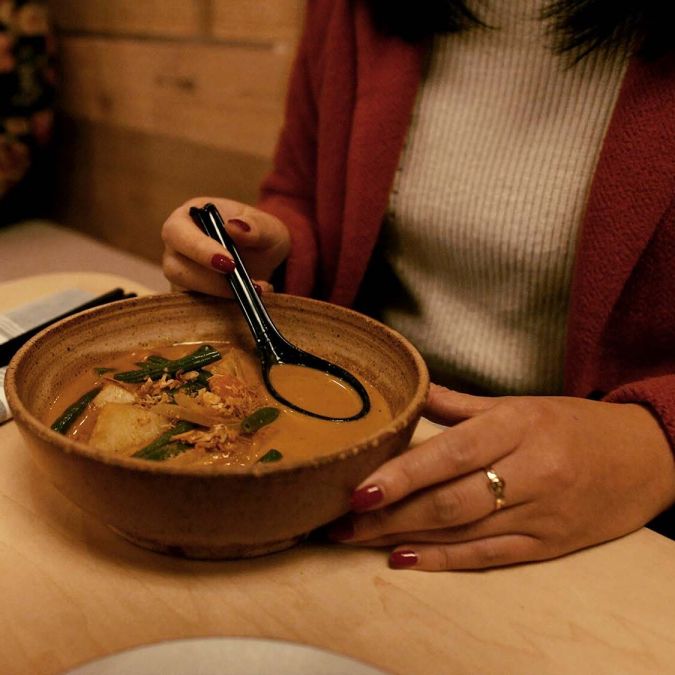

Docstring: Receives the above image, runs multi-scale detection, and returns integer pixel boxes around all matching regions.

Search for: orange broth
[46,341,392,468]
[268,363,365,418]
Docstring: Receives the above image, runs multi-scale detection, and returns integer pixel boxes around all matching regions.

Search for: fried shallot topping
[199,374,262,418]
[173,423,243,453]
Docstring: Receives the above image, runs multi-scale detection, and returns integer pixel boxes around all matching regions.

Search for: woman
[162,0,675,570]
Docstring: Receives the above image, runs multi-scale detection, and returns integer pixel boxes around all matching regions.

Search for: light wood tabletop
[2,274,675,675]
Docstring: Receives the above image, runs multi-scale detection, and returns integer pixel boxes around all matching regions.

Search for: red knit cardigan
[257,1,675,450]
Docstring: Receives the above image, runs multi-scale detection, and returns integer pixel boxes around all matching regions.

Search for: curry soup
[46,341,391,468]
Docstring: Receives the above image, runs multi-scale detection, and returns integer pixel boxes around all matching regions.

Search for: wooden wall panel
[50,0,204,37]
[51,118,271,264]
[58,36,292,158]
[47,0,304,263]
[50,0,306,43]
[211,0,305,43]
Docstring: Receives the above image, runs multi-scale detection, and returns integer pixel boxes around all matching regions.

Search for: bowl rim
[6,291,430,477]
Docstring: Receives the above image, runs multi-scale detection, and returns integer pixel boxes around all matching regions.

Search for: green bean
[134,440,192,462]
[145,355,171,365]
[132,421,195,460]
[240,407,280,434]
[258,448,283,463]
[51,387,102,434]
[114,345,221,383]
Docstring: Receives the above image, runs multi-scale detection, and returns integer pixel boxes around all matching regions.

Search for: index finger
[162,198,241,269]
[351,404,521,511]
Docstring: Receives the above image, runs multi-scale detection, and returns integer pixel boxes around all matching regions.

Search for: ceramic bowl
[6,292,429,559]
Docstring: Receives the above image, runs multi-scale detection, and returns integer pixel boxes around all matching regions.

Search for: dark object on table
[0,288,136,367]
[648,508,675,540]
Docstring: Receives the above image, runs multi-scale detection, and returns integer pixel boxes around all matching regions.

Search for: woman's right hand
[161,197,291,297]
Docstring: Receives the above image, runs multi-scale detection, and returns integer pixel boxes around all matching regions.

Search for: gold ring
[485,467,506,510]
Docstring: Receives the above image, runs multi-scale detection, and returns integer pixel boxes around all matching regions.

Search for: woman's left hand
[329,384,675,570]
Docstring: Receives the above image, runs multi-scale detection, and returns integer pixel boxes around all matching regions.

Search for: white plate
[66,637,388,675]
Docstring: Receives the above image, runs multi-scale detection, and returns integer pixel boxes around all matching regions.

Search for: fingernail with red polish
[327,517,354,542]
[253,282,263,296]
[389,550,418,569]
[211,254,235,274]
[227,218,251,232]
[350,484,383,511]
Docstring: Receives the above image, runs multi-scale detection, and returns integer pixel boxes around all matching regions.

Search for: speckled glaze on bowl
[6,292,429,559]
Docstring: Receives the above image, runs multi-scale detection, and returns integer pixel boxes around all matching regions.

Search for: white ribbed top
[375,0,627,394]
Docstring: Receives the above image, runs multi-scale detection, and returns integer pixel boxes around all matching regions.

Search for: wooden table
[2,275,675,675]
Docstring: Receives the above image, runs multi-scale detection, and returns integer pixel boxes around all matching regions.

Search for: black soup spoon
[189,203,371,422]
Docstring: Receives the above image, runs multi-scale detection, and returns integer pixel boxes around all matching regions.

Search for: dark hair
[365,0,674,60]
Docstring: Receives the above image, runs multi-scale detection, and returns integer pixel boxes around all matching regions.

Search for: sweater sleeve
[606,376,675,536]
[256,3,327,297]
[605,375,675,456]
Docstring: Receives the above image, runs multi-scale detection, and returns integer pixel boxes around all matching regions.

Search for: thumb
[424,384,498,425]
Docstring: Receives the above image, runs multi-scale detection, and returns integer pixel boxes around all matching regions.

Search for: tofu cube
[92,383,136,407]
[90,403,170,455]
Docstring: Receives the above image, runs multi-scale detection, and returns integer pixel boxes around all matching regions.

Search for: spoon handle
[189,204,287,364]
